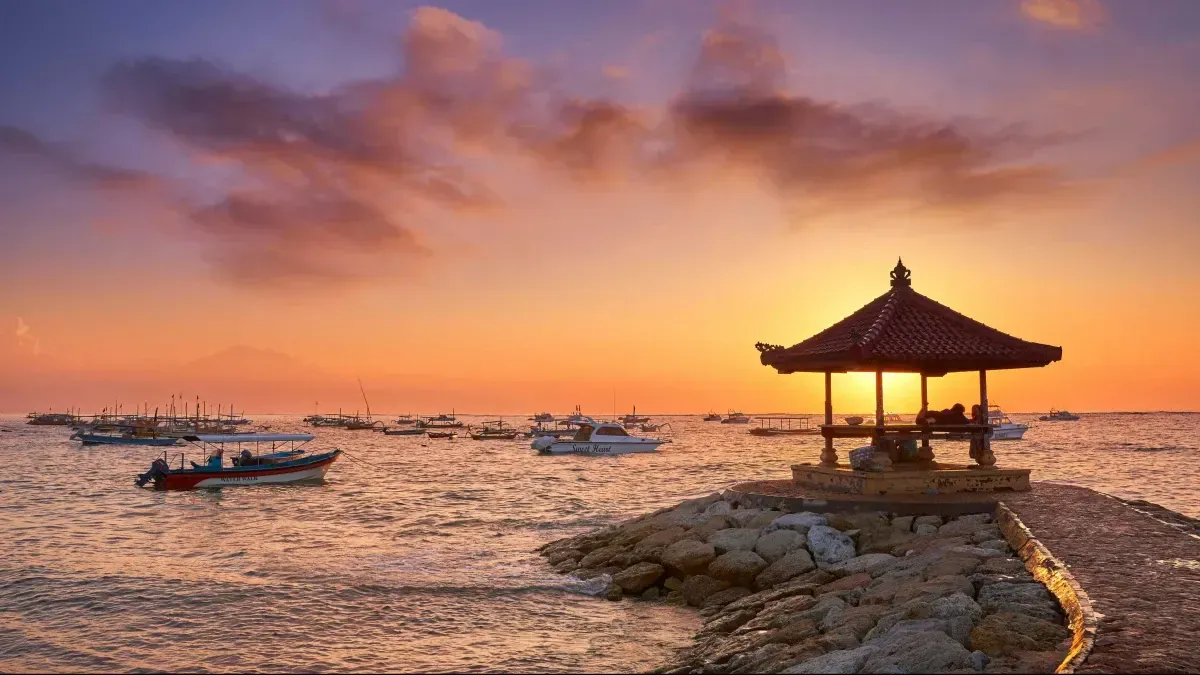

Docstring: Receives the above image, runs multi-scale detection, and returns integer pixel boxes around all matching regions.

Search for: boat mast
[358,378,372,420]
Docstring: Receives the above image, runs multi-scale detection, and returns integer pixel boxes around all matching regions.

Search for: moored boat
[1039,408,1080,422]
[470,420,519,440]
[530,412,555,423]
[383,427,425,436]
[621,406,649,425]
[531,422,667,455]
[749,416,819,437]
[427,431,457,439]
[71,429,180,446]
[417,414,464,429]
[135,433,339,490]
[721,411,751,424]
[703,411,722,422]
[986,405,1029,440]
[26,411,77,425]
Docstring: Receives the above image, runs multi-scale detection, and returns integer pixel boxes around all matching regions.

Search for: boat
[640,422,671,432]
[844,416,865,426]
[530,412,555,423]
[134,433,340,490]
[383,427,425,436]
[563,406,595,426]
[524,420,582,439]
[470,420,519,440]
[883,413,903,424]
[1039,409,1081,422]
[721,411,751,424]
[393,414,418,425]
[26,411,77,425]
[427,431,457,439]
[531,422,668,455]
[703,411,722,422]
[343,379,382,430]
[621,406,650,425]
[986,405,1029,440]
[749,417,819,436]
[417,413,464,429]
[70,426,180,446]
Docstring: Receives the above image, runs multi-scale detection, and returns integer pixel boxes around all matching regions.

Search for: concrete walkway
[1002,483,1200,674]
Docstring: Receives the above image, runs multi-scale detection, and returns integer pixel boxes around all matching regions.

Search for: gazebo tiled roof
[757,260,1062,375]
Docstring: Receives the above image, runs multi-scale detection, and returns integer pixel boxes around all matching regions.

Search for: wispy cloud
[1020,0,1106,31]
[5,6,1070,288]
[15,317,40,356]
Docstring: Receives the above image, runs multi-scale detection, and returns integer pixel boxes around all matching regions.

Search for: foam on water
[0,412,1196,672]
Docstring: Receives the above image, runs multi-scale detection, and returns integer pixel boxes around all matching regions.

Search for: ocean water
[1,412,1196,672]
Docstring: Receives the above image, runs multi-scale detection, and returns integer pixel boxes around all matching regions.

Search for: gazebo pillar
[821,371,836,465]
[875,371,884,426]
[918,373,934,461]
[977,369,996,467]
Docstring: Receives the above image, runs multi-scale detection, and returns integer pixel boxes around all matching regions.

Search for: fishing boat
[640,422,671,432]
[532,422,667,455]
[530,412,555,423]
[469,420,519,441]
[621,406,650,425]
[134,433,340,490]
[1039,409,1080,422]
[26,411,77,425]
[883,413,903,424]
[703,411,722,422]
[721,411,751,424]
[383,427,425,436]
[427,431,457,439]
[393,414,418,425]
[563,406,593,426]
[70,427,180,446]
[986,405,1029,440]
[749,417,819,437]
[524,420,582,439]
[417,413,464,429]
[844,416,865,426]
[345,419,384,430]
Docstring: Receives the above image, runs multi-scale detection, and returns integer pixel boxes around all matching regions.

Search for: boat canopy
[184,433,314,443]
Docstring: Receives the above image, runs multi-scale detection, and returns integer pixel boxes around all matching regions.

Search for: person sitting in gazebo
[918,403,969,425]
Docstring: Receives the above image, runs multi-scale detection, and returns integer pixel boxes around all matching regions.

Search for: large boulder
[681,574,732,608]
[709,527,762,554]
[923,555,983,580]
[816,572,872,595]
[826,511,889,532]
[913,515,944,528]
[891,515,915,532]
[938,517,996,538]
[578,544,627,569]
[708,550,769,586]
[782,645,877,674]
[764,512,828,534]
[754,550,817,590]
[868,616,974,648]
[969,611,1070,656]
[546,548,582,565]
[860,629,974,673]
[746,510,784,529]
[755,529,806,563]
[931,591,984,623]
[687,515,732,542]
[701,586,753,609]
[728,508,765,528]
[977,557,1027,576]
[889,574,976,606]
[699,608,759,635]
[660,539,716,575]
[976,582,1063,622]
[632,526,689,555]
[819,603,892,640]
[612,562,664,595]
[806,525,857,566]
[704,500,734,516]
[826,553,898,578]
[857,527,917,555]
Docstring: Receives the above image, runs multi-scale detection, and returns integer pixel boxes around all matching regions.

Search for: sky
[1,0,1198,415]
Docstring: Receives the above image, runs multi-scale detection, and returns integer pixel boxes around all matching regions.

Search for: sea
[1,412,1196,673]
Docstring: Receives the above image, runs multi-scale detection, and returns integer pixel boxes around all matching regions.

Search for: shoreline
[539,484,1199,674]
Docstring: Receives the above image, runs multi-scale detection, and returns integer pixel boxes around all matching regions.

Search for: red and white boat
[135,433,340,490]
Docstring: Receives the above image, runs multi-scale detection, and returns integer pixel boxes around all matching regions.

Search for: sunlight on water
[0,412,1196,672]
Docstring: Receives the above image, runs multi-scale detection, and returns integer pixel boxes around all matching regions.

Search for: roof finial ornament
[890,257,912,288]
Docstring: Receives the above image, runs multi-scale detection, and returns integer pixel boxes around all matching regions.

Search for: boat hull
[537,441,663,455]
[749,428,820,437]
[470,433,519,440]
[156,451,340,490]
[383,429,424,436]
[74,433,180,446]
[991,425,1029,440]
[721,419,750,424]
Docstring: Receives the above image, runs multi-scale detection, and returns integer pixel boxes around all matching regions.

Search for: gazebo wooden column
[978,370,996,466]
[821,371,836,465]
[918,373,934,461]
[875,371,884,427]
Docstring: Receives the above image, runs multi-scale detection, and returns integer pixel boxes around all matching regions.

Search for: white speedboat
[986,405,1029,440]
[721,411,751,424]
[531,422,667,455]
[1039,409,1080,422]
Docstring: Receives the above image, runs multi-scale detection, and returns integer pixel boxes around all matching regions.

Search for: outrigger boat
[71,427,180,446]
[393,414,418,425]
[749,416,819,437]
[26,411,78,425]
[620,406,650,425]
[469,420,519,440]
[417,413,464,429]
[383,427,425,436]
[427,431,457,439]
[135,433,340,490]
[531,422,667,455]
[530,412,555,423]
[524,420,586,439]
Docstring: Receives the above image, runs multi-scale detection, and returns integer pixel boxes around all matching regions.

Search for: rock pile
[538,492,1070,674]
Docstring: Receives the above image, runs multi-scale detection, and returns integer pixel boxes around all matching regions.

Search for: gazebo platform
[792,461,1031,496]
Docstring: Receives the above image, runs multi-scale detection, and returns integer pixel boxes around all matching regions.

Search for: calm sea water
[1,412,1196,672]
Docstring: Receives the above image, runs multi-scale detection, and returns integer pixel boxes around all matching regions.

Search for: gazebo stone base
[792,462,1031,496]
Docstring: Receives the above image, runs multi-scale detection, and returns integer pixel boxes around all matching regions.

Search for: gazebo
[755,259,1062,495]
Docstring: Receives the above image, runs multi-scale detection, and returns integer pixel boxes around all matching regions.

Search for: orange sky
[2,1,1199,414]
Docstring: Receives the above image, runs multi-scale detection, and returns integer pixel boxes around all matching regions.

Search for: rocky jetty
[538,492,1071,674]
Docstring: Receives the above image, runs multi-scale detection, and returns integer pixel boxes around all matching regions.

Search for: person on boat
[192,446,224,470]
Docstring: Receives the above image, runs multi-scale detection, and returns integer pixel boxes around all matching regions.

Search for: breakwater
[540,492,1073,673]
